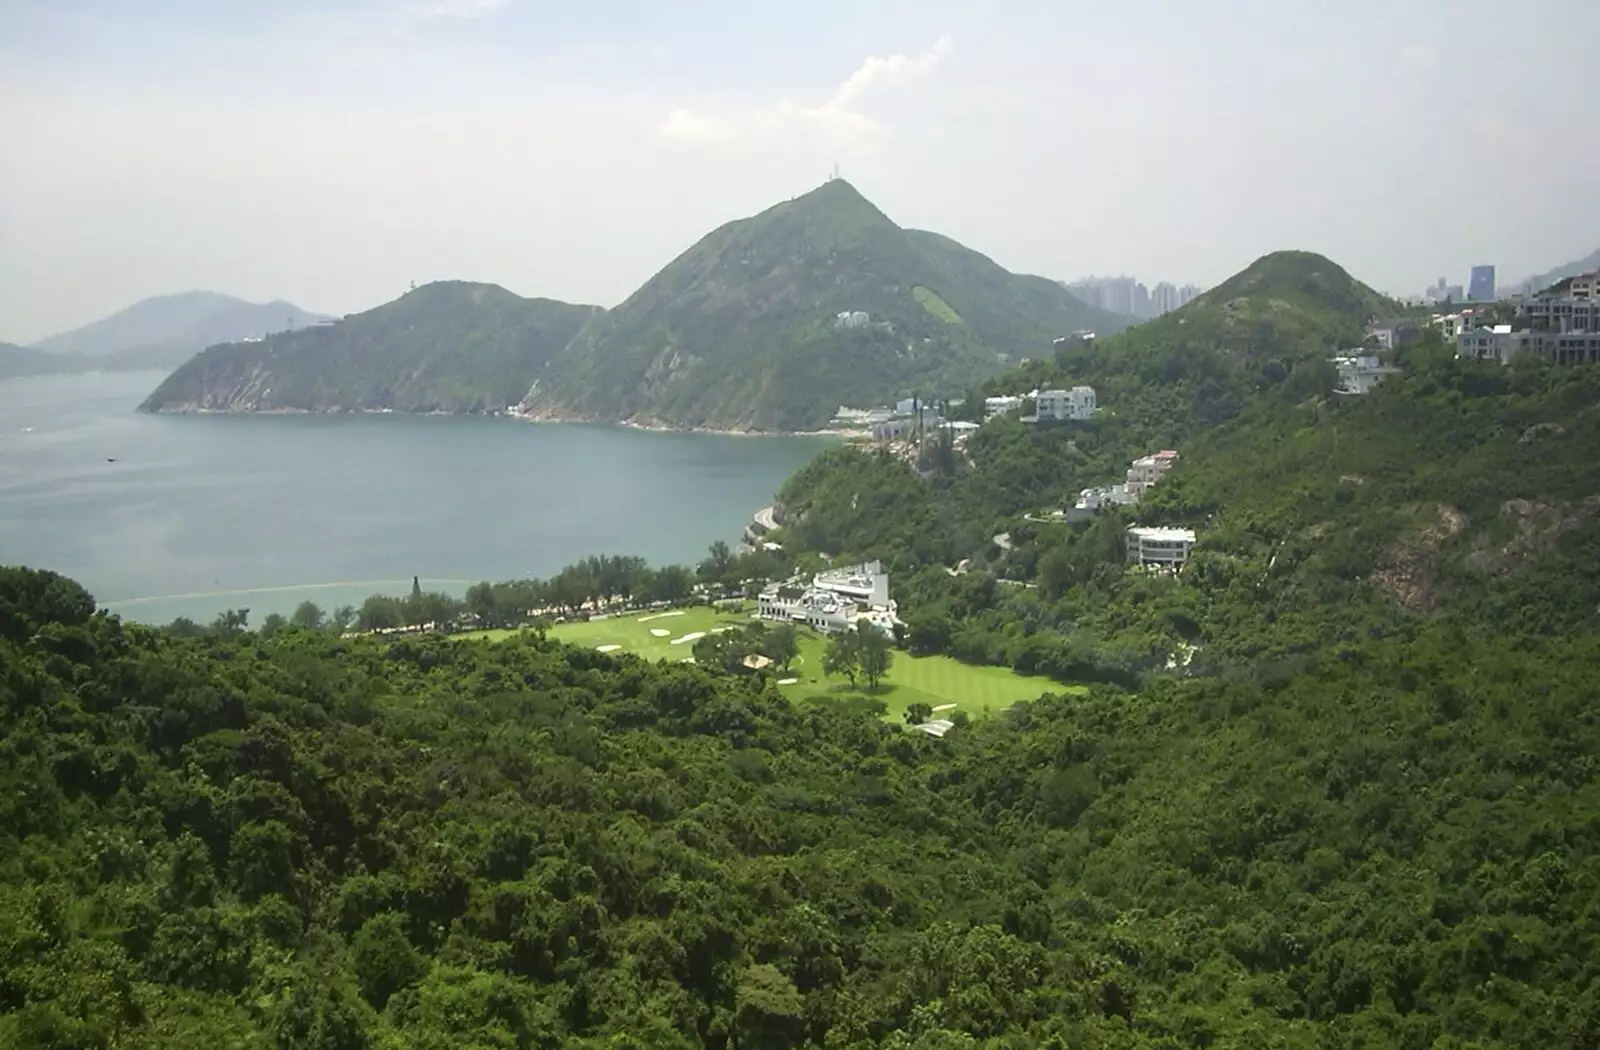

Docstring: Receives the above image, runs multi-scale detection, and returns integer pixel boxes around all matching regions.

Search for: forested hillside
[524,180,1125,432]
[769,252,1600,683]
[140,284,600,414]
[3,565,1598,1049]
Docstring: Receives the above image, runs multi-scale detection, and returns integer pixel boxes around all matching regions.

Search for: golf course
[461,605,1078,722]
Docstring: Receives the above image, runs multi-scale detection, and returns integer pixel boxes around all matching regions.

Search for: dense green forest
[140,283,600,414]
[4,564,1598,1049]
[525,180,1125,432]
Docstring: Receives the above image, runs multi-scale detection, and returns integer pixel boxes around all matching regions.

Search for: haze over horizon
[2,0,1596,344]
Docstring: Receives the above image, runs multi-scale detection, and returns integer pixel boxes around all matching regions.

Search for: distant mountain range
[28,291,330,372]
[0,342,92,381]
[1515,248,1600,294]
[140,284,600,414]
[142,180,1127,431]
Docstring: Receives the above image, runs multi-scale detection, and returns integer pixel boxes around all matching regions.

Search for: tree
[330,604,357,633]
[856,622,893,690]
[764,624,800,672]
[823,631,860,686]
[700,540,734,583]
[291,601,326,631]
[904,702,933,725]
[649,565,695,605]
[351,912,426,1009]
[359,595,402,632]
[211,608,250,637]
[260,613,288,637]
[465,582,498,627]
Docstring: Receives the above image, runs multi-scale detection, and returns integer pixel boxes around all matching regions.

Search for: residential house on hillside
[983,394,1024,420]
[757,560,900,634]
[1126,526,1196,569]
[1329,352,1401,395]
[1365,319,1422,350]
[1457,275,1600,366]
[1066,449,1179,520]
[1126,450,1180,497]
[1030,386,1097,422]
[1067,484,1138,522]
[834,310,871,329]
[1431,309,1494,340]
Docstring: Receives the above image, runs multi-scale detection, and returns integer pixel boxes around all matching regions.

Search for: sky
[2,0,1597,342]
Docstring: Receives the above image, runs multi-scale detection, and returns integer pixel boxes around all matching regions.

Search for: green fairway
[781,630,1076,722]
[461,604,1078,722]
[460,605,752,662]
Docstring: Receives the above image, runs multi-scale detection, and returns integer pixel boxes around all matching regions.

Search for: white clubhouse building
[757,560,899,634]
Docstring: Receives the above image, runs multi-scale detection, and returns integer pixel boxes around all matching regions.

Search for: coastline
[147,402,855,438]
[508,403,851,438]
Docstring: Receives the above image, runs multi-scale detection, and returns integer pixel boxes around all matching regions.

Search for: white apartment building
[757,560,898,634]
[1126,526,1196,569]
[834,310,871,329]
[1032,386,1097,422]
[1329,353,1402,396]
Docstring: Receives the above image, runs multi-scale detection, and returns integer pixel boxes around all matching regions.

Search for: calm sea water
[0,371,833,624]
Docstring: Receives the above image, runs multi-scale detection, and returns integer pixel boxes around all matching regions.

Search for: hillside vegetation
[524,180,1125,432]
[768,251,1600,682]
[140,283,601,414]
[3,562,1598,1049]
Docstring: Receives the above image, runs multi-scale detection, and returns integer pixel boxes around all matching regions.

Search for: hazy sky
[3,0,1596,342]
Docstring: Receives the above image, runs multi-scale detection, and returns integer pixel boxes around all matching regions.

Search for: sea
[0,371,834,625]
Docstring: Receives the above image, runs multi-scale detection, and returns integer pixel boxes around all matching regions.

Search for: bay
[0,371,833,624]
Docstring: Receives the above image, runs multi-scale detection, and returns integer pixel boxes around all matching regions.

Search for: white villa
[983,394,1025,420]
[1126,526,1196,569]
[757,560,900,634]
[1030,386,1097,422]
[1329,352,1401,396]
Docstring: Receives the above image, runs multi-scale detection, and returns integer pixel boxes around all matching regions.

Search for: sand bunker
[777,677,799,685]
[670,631,707,645]
[639,610,686,623]
[596,644,622,653]
[679,657,696,664]
[932,703,957,712]
[650,628,671,637]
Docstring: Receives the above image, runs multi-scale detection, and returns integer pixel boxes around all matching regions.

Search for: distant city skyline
[1064,275,1205,320]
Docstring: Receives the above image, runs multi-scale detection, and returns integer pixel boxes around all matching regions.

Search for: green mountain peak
[524,185,1126,431]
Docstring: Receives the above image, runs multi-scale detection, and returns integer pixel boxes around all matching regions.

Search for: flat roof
[1128,526,1195,542]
